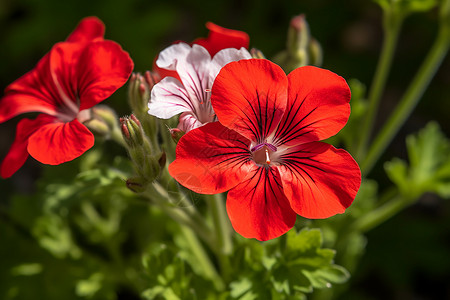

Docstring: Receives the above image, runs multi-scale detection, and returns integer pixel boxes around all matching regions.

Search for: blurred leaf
[229,228,349,299]
[385,122,450,199]
[374,0,438,14]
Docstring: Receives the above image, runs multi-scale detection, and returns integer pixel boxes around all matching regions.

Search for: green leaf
[385,122,450,199]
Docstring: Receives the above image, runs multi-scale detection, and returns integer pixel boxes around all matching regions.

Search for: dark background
[1,0,449,299]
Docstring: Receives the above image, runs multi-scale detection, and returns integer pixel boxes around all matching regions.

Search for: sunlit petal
[277,142,361,218]
[227,165,297,241]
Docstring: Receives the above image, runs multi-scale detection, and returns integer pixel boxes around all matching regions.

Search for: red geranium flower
[0,17,133,178]
[169,59,361,241]
[154,22,250,81]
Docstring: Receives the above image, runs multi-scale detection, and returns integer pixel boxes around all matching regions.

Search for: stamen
[265,148,271,164]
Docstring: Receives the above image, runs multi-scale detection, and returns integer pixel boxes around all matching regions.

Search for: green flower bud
[250,48,266,59]
[120,114,145,147]
[273,14,323,73]
[82,105,120,139]
[308,38,323,67]
[169,128,185,144]
[126,176,148,193]
[128,71,160,116]
[120,114,164,184]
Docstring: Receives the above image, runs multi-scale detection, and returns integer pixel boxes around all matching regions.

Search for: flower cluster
[1,17,361,241]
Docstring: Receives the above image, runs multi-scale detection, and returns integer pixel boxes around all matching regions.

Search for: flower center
[251,143,277,166]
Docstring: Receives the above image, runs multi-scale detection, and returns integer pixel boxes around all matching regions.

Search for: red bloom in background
[169,59,361,241]
[193,22,250,57]
[154,22,250,81]
[0,17,134,178]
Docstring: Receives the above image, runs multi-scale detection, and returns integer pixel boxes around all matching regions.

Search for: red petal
[49,42,85,110]
[66,17,105,43]
[169,122,253,194]
[152,55,181,82]
[277,142,361,219]
[193,22,250,57]
[0,53,59,123]
[0,115,54,178]
[226,165,297,241]
[211,59,287,142]
[27,119,94,165]
[77,41,134,110]
[272,66,351,146]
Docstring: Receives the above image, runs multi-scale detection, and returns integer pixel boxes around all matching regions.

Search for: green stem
[145,183,217,251]
[208,193,233,280]
[361,26,450,175]
[209,193,232,255]
[351,195,413,233]
[356,12,403,160]
[180,226,225,291]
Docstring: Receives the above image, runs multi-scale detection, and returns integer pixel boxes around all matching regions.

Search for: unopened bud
[126,176,148,193]
[92,105,119,130]
[288,14,310,56]
[169,128,185,143]
[120,114,163,183]
[120,114,145,147]
[273,14,323,73]
[308,38,323,67]
[156,151,167,169]
[250,48,266,59]
[128,71,160,116]
[82,105,119,139]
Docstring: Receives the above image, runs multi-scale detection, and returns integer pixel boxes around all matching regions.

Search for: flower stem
[351,195,413,233]
[356,12,403,160]
[145,183,217,251]
[208,193,233,279]
[179,225,225,291]
[209,193,233,255]
[361,25,450,175]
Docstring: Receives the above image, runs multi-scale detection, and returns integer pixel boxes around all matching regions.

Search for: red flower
[0,17,134,178]
[193,22,250,57]
[169,59,361,241]
[154,22,250,81]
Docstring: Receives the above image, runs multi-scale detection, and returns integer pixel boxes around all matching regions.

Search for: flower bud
[120,114,164,185]
[250,48,266,59]
[120,114,145,147]
[308,38,323,67]
[81,105,120,139]
[128,71,160,116]
[273,14,323,73]
[169,128,185,143]
[126,176,148,193]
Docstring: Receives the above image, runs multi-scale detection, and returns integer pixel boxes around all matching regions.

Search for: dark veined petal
[0,115,55,178]
[226,165,297,241]
[211,59,287,143]
[76,40,134,110]
[277,142,361,219]
[66,17,105,43]
[193,22,250,57]
[169,122,253,194]
[272,66,351,146]
[27,118,94,165]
